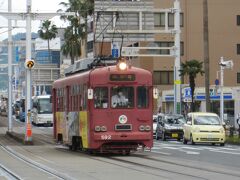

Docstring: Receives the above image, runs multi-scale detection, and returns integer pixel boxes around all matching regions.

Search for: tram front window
[111,87,134,108]
[94,87,108,109]
[137,86,149,108]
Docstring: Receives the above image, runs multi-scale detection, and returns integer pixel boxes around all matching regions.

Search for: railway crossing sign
[25,59,35,69]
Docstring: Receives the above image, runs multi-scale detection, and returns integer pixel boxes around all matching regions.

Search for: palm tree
[38,20,58,62]
[61,26,82,64]
[180,60,204,112]
[203,0,210,111]
[59,0,94,60]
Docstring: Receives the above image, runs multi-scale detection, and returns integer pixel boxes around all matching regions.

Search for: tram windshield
[38,98,52,114]
[111,87,134,109]
[94,86,149,109]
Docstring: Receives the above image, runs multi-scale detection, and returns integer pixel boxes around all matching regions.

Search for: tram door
[64,86,70,142]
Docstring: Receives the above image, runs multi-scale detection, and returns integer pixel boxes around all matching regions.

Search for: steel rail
[0,163,22,180]
[0,143,74,180]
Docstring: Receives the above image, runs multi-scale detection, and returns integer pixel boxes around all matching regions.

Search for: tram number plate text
[101,135,112,140]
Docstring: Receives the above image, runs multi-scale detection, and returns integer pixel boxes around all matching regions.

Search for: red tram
[52,60,154,154]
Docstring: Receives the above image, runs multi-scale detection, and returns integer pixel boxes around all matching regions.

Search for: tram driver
[111,89,128,108]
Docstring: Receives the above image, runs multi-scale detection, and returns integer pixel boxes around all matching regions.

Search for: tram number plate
[172,133,178,138]
[101,135,112,140]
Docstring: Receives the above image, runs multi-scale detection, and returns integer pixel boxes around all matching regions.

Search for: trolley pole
[174,0,181,114]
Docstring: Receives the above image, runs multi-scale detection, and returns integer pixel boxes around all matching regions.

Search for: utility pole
[203,0,210,112]
[174,0,181,114]
[25,0,32,143]
[7,0,13,132]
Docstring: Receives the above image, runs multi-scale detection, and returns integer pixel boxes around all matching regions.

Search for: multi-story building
[88,0,240,127]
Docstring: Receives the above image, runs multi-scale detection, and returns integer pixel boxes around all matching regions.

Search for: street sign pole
[219,56,233,123]
[220,57,224,123]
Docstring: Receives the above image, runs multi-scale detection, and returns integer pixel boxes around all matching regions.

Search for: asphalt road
[0,116,240,180]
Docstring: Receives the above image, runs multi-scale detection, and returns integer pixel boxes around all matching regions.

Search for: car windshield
[38,98,52,114]
[165,116,186,125]
[153,116,158,123]
[194,115,220,125]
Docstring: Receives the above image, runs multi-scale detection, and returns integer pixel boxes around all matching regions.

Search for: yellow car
[183,112,225,146]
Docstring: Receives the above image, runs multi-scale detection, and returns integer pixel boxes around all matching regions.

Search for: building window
[154,13,183,27]
[153,71,174,85]
[237,15,240,25]
[154,13,165,27]
[237,44,240,54]
[87,41,94,53]
[237,72,240,83]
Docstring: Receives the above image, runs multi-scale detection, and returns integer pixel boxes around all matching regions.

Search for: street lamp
[219,56,233,123]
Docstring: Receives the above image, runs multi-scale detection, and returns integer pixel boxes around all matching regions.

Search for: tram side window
[137,86,149,108]
[83,84,88,110]
[94,87,108,109]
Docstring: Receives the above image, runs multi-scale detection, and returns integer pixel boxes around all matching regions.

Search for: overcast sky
[0,0,68,40]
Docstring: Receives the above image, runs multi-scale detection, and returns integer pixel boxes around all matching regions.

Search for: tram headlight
[118,62,127,70]
[117,58,128,71]
[100,126,107,132]
[95,126,101,132]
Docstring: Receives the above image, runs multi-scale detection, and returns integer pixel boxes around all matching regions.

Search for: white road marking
[153,141,240,156]
[209,149,240,155]
[181,146,204,151]
[151,150,171,155]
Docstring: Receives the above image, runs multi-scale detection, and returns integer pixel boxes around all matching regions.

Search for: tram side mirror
[153,87,159,99]
[88,89,93,99]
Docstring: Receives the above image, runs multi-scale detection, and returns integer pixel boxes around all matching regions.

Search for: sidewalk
[0,127,33,145]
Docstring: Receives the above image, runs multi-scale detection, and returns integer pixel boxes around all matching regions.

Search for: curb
[6,131,34,145]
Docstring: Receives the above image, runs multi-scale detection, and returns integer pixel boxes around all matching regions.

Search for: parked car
[183,112,225,146]
[156,114,186,141]
[153,115,158,138]
[19,111,25,122]
[13,101,21,119]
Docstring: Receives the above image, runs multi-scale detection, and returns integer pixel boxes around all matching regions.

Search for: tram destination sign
[110,74,135,81]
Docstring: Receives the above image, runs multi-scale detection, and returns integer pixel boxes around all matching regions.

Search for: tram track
[90,154,208,180]
[0,163,22,180]
[0,142,75,180]
[128,153,240,178]
[55,147,207,179]
[72,149,239,180]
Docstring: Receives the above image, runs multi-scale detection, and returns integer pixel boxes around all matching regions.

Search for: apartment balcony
[94,0,154,42]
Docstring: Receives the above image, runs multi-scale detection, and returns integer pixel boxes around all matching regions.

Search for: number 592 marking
[101,135,111,140]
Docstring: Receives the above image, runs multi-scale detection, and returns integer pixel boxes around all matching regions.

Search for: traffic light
[25,59,35,69]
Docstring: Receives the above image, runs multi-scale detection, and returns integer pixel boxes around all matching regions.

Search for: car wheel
[183,137,188,144]
[162,132,166,141]
[190,134,195,145]
[212,143,216,146]
[220,143,225,146]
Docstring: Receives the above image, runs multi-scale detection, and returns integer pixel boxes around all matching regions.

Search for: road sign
[112,43,119,58]
[215,79,219,86]
[184,87,192,98]
[25,59,35,69]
